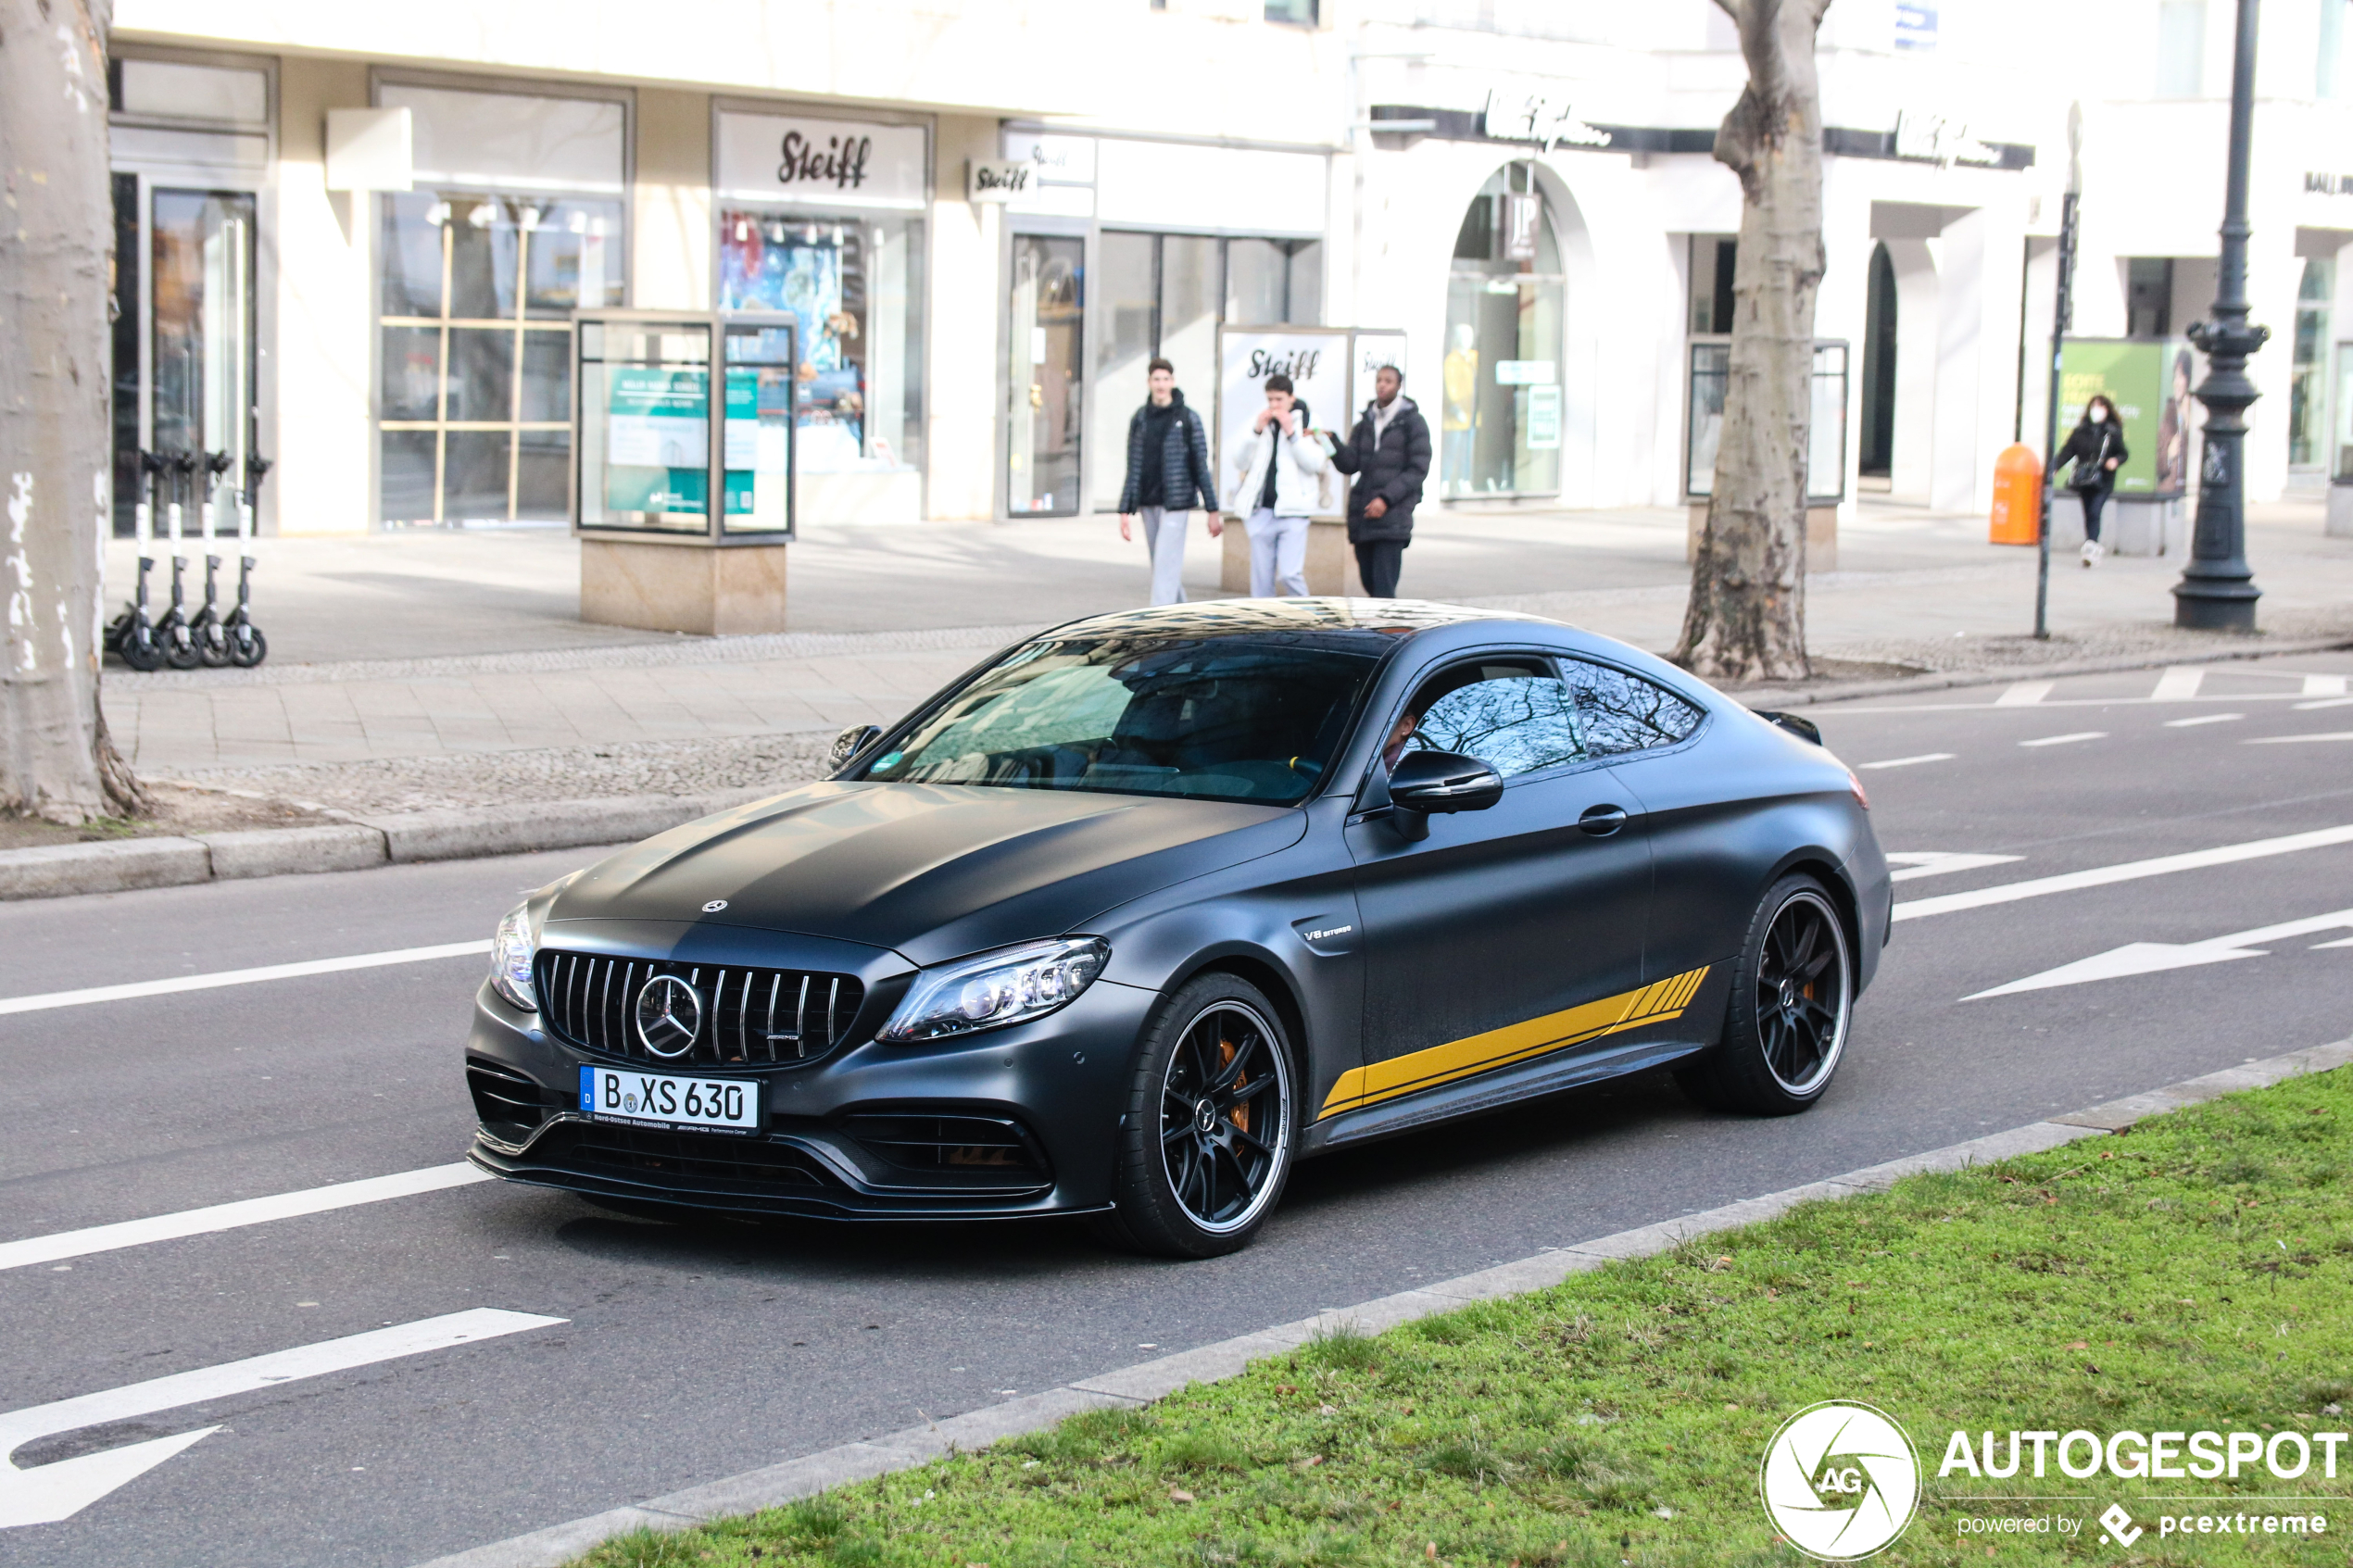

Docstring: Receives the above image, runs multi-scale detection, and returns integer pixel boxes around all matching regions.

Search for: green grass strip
[575,1067,2353,1567]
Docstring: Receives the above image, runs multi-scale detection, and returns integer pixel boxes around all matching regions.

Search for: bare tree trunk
[1673,0,1830,685]
[2,0,139,822]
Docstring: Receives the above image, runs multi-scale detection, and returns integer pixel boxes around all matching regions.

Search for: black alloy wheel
[1097,973,1295,1258]
[1676,872,1853,1115]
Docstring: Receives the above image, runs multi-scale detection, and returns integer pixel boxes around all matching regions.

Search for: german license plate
[579,1066,761,1135]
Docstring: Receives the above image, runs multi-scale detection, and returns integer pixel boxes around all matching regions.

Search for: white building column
[273,56,375,534]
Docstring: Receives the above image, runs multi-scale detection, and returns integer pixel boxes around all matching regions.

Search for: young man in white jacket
[1224,373,1330,598]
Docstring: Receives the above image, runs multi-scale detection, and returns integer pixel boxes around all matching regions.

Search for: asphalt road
[6,649,2351,1568]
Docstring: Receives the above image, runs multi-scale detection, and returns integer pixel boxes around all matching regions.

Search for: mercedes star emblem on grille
[634,974,704,1058]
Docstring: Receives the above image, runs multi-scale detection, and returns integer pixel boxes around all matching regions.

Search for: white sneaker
[2080,539,2102,567]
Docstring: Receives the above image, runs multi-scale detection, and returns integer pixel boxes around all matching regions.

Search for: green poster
[2058,338,2196,496]
[604,366,710,518]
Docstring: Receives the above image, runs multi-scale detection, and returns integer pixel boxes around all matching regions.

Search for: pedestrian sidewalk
[102,500,2353,815]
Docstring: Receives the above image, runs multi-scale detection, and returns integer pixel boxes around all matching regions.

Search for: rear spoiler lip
[1750,709,1823,746]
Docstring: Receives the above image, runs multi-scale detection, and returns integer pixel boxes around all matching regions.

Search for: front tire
[1676,873,1853,1116]
[1095,973,1296,1259]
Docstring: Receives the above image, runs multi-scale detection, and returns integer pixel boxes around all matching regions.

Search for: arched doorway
[1859,242,1898,480]
[1442,165,1567,499]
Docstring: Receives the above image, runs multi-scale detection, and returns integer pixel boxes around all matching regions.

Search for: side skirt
[1302,1034,1713,1153]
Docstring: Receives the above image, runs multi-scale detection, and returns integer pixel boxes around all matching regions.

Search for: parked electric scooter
[151,450,203,671]
[224,454,270,667]
[105,450,170,671]
[188,450,236,667]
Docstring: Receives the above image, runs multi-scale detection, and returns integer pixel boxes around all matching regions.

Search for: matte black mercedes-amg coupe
[464,599,1889,1256]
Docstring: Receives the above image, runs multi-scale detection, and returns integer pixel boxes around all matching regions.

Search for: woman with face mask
[2055,395,2129,566]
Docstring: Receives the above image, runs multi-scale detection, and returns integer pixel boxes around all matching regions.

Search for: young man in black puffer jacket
[1117,358,1221,606]
[1328,365,1430,598]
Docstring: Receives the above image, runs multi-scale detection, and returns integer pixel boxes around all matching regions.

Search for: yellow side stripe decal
[1317,965,1712,1121]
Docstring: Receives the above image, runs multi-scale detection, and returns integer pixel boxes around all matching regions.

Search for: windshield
[860,636,1380,804]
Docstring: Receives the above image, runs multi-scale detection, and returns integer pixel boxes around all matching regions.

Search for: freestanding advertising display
[573,309,798,633]
[1214,325,1411,595]
[2051,337,2196,556]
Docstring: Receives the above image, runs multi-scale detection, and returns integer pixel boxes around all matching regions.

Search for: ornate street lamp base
[2172,582,2260,632]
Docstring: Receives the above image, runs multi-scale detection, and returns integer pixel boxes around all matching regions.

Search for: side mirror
[829,723,886,773]
[1386,750,1504,835]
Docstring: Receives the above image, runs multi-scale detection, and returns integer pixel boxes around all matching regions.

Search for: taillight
[1846,768,1870,810]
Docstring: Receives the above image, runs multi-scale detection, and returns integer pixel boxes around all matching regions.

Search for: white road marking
[1884,851,2025,883]
[1856,752,1956,770]
[0,1163,493,1273]
[1965,909,2353,998]
[1994,681,2055,707]
[2163,712,2243,727]
[2019,731,2107,747]
[2296,696,2353,710]
[2303,674,2350,696]
[1893,822,2353,922]
[0,1309,562,1527]
[2313,935,2353,949]
[2246,732,2353,744]
[0,940,492,1018]
[2150,667,2205,701]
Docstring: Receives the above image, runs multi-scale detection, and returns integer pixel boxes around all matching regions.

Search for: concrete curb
[0,788,773,900]
[1740,633,2353,709]
[409,1036,2353,1568]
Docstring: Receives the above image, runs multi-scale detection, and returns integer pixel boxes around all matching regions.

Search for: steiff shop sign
[715,112,927,211]
[967,160,1032,203]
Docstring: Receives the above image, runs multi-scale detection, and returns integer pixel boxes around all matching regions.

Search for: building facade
[105,0,2353,544]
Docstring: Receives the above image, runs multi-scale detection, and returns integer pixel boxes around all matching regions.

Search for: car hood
[547,781,1305,966]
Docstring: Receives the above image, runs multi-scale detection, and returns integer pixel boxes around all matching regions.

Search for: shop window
[1689,236,1736,334]
[2156,0,2206,97]
[718,212,925,483]
[372,82,626,527]
[2290,258,2334,470]
[2126,257,2174,337]
[2324,0,2349,97]
[1442,166,1564,499]
[377,194,624,524]
[1265,0,1318,22]
[1088,232,1321,511]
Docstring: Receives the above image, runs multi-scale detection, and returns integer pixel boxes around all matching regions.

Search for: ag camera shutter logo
[1760,1400,1921,1561]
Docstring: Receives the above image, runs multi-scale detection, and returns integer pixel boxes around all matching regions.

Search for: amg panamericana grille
[535,950,863,1067]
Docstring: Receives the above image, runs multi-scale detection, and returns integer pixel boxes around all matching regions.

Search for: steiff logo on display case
[1246,346,1323,383]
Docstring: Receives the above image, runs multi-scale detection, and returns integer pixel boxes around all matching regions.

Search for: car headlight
[877,936,1109,1043]
[489,902,538,1012]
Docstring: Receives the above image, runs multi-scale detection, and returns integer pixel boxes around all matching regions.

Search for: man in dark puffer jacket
[1118,358,1221,606]
[1328,365,1430,597]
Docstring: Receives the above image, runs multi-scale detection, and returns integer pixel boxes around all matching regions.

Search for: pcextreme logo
[1759,1401,1922,1561]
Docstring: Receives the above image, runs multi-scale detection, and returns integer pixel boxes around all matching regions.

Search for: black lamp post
[2174,0,2269,631]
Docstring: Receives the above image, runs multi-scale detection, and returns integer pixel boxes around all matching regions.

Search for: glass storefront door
[1008,233,1085,515]
[108,181,258,536]
[1442,167,1565,499]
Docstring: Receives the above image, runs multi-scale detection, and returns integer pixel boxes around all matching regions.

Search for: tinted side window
[1563,658,1705,756]
[1404,665,1585,779]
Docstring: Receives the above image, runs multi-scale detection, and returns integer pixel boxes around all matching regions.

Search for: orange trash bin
[1989,443,2043,546]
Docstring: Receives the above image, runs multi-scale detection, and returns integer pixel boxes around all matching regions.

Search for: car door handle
[1579,805,1629,836]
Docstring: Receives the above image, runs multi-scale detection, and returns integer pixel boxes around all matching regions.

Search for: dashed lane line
[2246,732,2353,744]
[2019,731,2107,746]
[2163,713,2243,727]
[0,1164,493,1273]
[0,940,491,1018]
[1856,752,1956,770]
